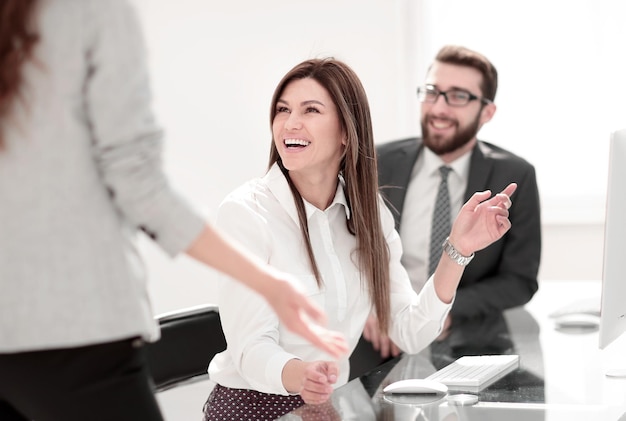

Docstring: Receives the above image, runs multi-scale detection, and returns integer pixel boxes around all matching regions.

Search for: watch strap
[441,237,475,266]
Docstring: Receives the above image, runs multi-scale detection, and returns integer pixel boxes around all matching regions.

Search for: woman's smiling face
[272,77,345,178]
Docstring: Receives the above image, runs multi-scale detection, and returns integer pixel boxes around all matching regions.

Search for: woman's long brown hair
[268,58,391,334]
[0,0,39,147]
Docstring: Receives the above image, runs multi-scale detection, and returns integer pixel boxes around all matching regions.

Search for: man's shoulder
[477,140,535,169]
[376,137,420,156]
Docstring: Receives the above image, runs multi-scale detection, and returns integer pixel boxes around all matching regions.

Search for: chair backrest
[144,304,226,391]
[348,334,394,381]
[145,304,388,388]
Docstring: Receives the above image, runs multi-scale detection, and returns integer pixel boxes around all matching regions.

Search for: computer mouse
[383,378,448,395]
[553,313,600,329]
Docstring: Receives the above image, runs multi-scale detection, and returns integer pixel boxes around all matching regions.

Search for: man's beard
[421,113,481,155]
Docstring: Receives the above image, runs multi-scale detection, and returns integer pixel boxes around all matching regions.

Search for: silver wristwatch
[442,237,475,266]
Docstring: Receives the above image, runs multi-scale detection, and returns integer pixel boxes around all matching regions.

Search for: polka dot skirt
[202,384,305,421]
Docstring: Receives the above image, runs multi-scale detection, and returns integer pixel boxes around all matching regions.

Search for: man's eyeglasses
[416,85,492,107]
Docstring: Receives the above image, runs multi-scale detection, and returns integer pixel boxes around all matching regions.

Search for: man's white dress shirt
[209,164,452,394]
[399,148,471,292]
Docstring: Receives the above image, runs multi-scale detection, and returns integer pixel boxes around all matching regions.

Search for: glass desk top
[279,281,626,421]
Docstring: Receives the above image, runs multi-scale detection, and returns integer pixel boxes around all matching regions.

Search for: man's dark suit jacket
[376,137,541,321]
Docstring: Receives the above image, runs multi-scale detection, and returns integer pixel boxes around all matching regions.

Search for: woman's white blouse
[208,164,452,395]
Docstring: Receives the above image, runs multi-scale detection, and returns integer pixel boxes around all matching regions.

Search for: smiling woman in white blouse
[203,57,517,420]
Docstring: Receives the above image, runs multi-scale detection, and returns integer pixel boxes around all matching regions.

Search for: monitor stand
[602,333,626,378]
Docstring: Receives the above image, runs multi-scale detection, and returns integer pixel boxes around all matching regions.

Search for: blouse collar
[264,163,351,228]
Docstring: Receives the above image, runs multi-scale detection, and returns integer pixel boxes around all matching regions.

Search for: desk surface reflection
[279,281,626,421]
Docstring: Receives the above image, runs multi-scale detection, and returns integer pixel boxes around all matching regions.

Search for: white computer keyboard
[425,354,520,392]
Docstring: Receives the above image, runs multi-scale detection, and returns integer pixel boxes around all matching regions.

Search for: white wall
[128,0,624,314]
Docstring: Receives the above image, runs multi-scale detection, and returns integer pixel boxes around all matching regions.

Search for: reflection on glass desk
[278,281,626,421]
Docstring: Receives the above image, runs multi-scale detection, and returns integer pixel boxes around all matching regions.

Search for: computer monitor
[598,128,626,360]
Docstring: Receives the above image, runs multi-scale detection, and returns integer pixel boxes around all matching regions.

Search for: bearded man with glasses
[362,45,542,362]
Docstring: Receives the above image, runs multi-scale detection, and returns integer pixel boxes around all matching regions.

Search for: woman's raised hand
[448,183,517,256]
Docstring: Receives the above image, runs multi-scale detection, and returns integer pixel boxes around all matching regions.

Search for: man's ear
[480,102,497,126]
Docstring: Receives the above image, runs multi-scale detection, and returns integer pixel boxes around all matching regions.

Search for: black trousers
[0,337,164,421]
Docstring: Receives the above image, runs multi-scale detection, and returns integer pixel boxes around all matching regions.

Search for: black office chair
[145,304,387,388]
[144,304,226,392]
[348,335,394,381]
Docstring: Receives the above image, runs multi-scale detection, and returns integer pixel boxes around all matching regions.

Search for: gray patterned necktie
[429,166,452,277]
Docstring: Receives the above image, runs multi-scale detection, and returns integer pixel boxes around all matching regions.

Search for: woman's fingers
[465,182,517,212]
[452,182,517,253]
[500,182,518,197]
[301,362,338,404]
[463,190,492,211]
[362,314,379,346]
[495,213,512,231]
[298,293,327,325]
[296,321,348,359]
[275,283,348,358]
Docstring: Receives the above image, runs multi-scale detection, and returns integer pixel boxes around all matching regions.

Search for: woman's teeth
[285,138,311,147]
